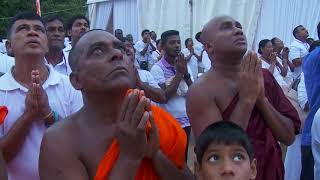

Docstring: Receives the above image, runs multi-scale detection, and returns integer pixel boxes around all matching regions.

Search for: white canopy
[87,0,320,49]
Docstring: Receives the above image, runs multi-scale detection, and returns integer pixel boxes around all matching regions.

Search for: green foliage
[0,0,87,39]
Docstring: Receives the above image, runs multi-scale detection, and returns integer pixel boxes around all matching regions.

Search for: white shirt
[181,48,199,80]
[134,40,155,65]
[298,72,308,109]
[138,69,160,89]
[151,50,161,63]
[0,65,83,180]
[46,51,72,76]
[150,63,193,127]
[289,39,310,79]
[312,108,320,180]
[0,54,14,74]
[260,57,289,90]
[193,43,212,72]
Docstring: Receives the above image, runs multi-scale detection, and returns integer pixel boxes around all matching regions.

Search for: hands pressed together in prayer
[24,70,51,123]
[176,53,188,76]
[239,51,264,104]
[115,89,159,161]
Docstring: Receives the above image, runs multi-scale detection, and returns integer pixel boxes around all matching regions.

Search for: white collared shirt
[289,39,310,79]
[0,65,83,180]
[46,51,72,76]
[134,40,154,65]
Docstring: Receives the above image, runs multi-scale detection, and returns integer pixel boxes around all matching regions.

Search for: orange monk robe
[94,99,187,180]
[0,106,8,125]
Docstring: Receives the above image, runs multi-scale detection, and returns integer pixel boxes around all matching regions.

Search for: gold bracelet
[43,111,53,120]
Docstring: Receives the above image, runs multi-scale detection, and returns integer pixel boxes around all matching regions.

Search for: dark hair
[195,121,254,164]
[195,32,201,42]
[258,39,271,54]
[69,29,105,71]
[156,39,161,46]
[293,25,303,39]
[7,11,44,39]
[309,40,320,52]
[161,30,179,44]
[141,29,150,36]
[271,37,278,46]
[44,14,64,26]
[317,22,320,40]
[67,15,89,31]
[185,38,192,48]
[115,29,123,33]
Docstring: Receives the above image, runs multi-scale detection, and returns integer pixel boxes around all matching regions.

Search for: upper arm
[265,71,301,134]
[150,65,166,86]
[39,130,89,180]
[186,85,222,138]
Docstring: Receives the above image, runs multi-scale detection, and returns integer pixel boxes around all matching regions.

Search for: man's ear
[5,40,14,57]
[204,43,213,55]
[194,160,203,180]
[67,30,72,38]
[249,159,257,180]
[69,71,82,90]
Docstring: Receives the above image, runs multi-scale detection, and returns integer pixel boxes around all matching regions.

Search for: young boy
[195,121,257,180]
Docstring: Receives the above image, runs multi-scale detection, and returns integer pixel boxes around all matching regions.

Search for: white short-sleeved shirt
[181,48,199,80]
[193,43,212,72]
[0,65,83,180]
[134,40,155,65]
[260,57,289,90]
[289,39,310,79]
[0,54,14,74]
[46,51,72,76]
[298,72,308,109]
[312,108,320,180]
[138,69,160,89]
[150,60,193,128]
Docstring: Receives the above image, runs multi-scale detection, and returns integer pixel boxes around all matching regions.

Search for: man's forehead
[78,31,118,47]
[14,19,44,28]
[73,19,88,25]
[46,20,64,27]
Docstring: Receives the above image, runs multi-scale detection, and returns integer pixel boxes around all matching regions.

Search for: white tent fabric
[113,0,139,42]
[87,0,320,50]
[88,1,112,30]
[137,0,191,44]
[255,0,320,50]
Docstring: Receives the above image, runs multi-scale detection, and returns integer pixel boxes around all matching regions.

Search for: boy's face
[195,143,257,180]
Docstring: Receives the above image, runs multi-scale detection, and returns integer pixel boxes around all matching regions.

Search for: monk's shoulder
[43,113,80,150]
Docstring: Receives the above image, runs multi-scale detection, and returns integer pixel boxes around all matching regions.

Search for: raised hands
[239,51,263,103]
[24,70,51,122]
[115,89,159,161]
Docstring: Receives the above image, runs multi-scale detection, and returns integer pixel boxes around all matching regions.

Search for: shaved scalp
[201,15,237,44]
[69,29,109,71]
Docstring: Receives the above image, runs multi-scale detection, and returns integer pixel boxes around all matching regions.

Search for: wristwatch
[184,73,191,80]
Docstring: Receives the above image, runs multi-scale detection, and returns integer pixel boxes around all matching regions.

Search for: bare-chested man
[39,30,194,180]
[186,16,301,180]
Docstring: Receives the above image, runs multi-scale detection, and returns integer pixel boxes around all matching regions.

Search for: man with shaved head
[187,16,301,180]
[39,29,194,180]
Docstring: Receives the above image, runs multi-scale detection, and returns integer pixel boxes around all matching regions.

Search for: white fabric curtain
[113,0,139,42]
[87,1,113,30]
[255,0,320,50]
[137,0,191,45]
[192,0,263,50]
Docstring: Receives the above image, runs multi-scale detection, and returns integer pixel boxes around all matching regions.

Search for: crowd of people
[0,11,319,180]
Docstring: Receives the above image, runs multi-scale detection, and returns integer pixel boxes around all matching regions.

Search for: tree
[0,0,87,39]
